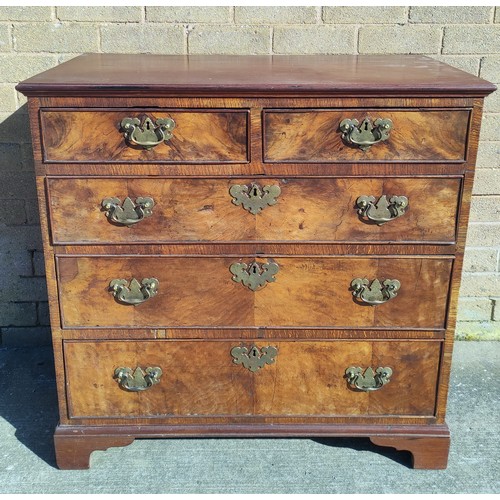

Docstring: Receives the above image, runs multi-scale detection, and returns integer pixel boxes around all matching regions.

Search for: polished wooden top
[16,54,496,97]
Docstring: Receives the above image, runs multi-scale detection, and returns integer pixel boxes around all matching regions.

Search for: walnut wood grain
[40,162,470,178]
[63,339,440,418]
[56,255,452,329]
[63,415,437,427]
[34,96,479,178]
[30,95,483,178]
[47,176,461,245]
[54,243,456,256]
[33,170,70,423]
[40,109,249,163]
[264,109,470,163]
[58,328,444,341]
[36,95,478,109]
[433,98,486,423]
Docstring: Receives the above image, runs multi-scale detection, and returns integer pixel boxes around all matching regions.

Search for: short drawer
[56,256,452,329]
[40,109,249,163]
[263,109,470,163]
[47,176,461,244]
[63,339,440,418]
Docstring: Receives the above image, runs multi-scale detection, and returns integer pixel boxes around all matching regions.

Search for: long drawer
[40,109,249,163]
[63,339,441,419]
[47,177,461,244]
[264,109,470,163]
[56,255,452,329]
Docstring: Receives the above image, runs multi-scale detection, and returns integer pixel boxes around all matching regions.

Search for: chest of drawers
[17,54,495,470]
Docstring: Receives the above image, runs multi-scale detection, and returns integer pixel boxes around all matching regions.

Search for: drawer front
[47,177,460,244]
[57,256,452,329]
[40,109,249,163]
[264,109,470,163]
[64,339,440,418]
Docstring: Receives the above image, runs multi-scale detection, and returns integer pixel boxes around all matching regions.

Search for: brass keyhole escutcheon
[229,182,281,215]
[231,345,278,372]
[229,259,279,291]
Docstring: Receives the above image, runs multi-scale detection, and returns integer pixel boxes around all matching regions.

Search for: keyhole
[250,347,259,358]
[364,121,369,131]
[146,121,151,130]
[252,187,258,196]
[250,264,259,274]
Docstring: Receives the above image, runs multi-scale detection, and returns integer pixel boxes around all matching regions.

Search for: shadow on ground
[312,437,412,467]
[0,346,58,467]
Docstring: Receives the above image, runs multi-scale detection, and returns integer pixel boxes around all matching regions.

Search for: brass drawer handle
[109,278,159,306]
[340,117,393,151]
[229,182,281,214]
[120,116,175,150]
[345,366,392,391]
[114,366,163,392]
[230,260,279,291]
[351,278,400,305]
[231,345,277,372]
[356,195,408,225]
[102,196,155,226]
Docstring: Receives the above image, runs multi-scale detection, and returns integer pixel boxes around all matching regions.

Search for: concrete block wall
[0,6,498,346]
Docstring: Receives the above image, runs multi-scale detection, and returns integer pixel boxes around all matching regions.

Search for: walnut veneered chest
[17,54,496,470]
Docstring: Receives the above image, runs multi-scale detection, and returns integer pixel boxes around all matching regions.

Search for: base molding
[54,422,450,470]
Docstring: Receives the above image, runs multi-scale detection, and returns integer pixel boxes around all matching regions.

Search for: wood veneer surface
[63,339,440,418]
[47,176,461,245]
[41,110,249,163]
[264,109,469,163]
[56,255,452,329]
